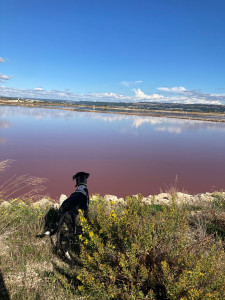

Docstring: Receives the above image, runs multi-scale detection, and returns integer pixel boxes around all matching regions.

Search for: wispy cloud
[154,86,225,105]
[0,73,13,81]
[0,86,130,102]
[121,80,143,87]
[0,85,225,105]
[0,57,5,63]
[157,86,187,93]
[34,87,44,91]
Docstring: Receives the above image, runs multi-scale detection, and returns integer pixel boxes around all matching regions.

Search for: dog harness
[75,184,88,198]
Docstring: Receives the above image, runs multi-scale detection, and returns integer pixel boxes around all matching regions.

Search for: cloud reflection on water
[1,105,225,135]
[0,120,11,129]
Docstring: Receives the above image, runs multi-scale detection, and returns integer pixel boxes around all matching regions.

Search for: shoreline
[1,191,224,207]
[1,99,225,123]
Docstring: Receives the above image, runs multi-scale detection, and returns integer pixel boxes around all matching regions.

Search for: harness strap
[74,184,88,199]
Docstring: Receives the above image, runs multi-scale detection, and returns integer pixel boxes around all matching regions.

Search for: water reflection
[0,120,11,129]
[1,105,225,135]
[0,138,6,144]
[1,105,225,198]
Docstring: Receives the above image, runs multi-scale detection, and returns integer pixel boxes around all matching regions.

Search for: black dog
[42,172,90,257]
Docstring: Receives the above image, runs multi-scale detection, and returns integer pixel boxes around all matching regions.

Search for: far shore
[1,98,225,123]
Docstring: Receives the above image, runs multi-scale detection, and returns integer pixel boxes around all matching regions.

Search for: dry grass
[0,159,14,173]
[0,201,80,299]
[0,159,48,202]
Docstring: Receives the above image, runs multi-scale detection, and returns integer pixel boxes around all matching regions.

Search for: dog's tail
[36,221,60,238]
[45,227,58,236]
[45,212,67,237]
[36,227,57,238]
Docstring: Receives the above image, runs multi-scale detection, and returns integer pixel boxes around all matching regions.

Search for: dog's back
[59,189,89,216]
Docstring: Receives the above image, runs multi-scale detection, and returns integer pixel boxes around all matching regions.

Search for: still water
[1,105,225,199]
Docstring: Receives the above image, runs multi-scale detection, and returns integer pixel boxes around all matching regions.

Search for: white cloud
[133,88,164,100]
[121,80,143,87]
[157,86,187,92]
[34,87,44,91]
[0,57,5,63]
[133,88,224,105]
[0,85,224,105]
[0,73,13,80]
[0,86,130,102]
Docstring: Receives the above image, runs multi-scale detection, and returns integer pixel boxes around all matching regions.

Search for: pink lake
[1,105,225,199]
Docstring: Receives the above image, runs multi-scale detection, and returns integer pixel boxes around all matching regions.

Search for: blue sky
[0,0,225,104]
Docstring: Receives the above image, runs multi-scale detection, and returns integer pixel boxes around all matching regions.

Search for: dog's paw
[65,251,72,260]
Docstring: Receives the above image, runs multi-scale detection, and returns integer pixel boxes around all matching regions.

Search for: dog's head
[73,172,90,187]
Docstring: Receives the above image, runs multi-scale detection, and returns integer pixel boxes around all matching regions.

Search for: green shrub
[205,193,225,241]
[76,196,225,299]
[212,192,225,211]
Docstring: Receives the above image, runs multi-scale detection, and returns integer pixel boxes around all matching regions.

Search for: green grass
[0,193,225,299]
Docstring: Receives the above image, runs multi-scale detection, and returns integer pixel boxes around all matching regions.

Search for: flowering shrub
[212,192,225,211]
[205,193,225,241]
[76,196,225,299]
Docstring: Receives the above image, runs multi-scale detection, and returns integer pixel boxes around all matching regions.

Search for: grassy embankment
[0,194,225,299]
[0,161,225,299]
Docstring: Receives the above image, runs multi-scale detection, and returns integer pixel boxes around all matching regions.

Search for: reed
[0,159,48,202]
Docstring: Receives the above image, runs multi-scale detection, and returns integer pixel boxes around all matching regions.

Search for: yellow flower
[110,210,117,219]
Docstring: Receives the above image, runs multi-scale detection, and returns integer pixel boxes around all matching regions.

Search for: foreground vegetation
[0,192,225,299]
